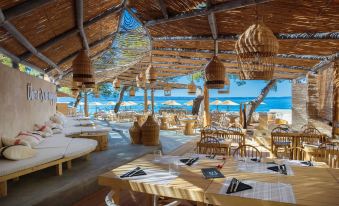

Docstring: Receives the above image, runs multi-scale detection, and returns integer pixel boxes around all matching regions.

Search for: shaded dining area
[0,0,339,206]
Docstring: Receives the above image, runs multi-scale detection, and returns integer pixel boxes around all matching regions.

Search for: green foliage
[58,87,72,95]
[98,82,119,97]
[0,54,12,67]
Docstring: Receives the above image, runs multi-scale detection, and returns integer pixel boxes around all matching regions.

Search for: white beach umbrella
[245,101,266,105]
[210,100,223,111]
[120,102,131,107]
[184,100,193,106]
[162,100,181,106]
[222,100,239,112]
[127,101,138,106]
[106,101,116,105]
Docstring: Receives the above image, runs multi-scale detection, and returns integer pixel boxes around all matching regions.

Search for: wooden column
[333,60,339,138]
[203,84,210,126]
[84,91,89,117]
[151,87,155,115]
[144,87,148,113]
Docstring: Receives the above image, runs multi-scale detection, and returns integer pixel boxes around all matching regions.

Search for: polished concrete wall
[0,64,56,138]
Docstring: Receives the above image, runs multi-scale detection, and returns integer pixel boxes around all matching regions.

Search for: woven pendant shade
[113,78,121,89]
[164,85,171,96]
[218,76,230,94]
[235,21,279,80]
[187,80,197,95]
[136,73,145,88]
[71,81,79,93]
[129,87,135,97]
[83,80,95,88]
[72,50,94,83]
[146,65,157,83]
[205,55,225,89]
[93,85,99,98]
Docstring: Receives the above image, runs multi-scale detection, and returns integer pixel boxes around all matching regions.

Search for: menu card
[201,168,225,179]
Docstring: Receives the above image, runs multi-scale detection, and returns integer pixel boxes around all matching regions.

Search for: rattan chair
[197,136,222,155]
[271,126,292,157]
[316,142,339,168]
[232,144,262,159]
[300,123,316,131]
[288,147,307,160]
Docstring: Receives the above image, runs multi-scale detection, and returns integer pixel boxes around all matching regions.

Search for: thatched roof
[0,0,338,88]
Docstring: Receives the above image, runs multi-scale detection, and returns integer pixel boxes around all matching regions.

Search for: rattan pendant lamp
[71,81,79,96]
[146,53,157,85]
[129,86,135,97]
[235,14,279,80]
[164,84,171,96]
[72,50,95,87]
[218,75,230,94]
[205,40,225,89]
[188,76,197,95]
[113,78,121,89]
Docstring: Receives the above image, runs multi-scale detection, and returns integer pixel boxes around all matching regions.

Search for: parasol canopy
[162,100,181,106]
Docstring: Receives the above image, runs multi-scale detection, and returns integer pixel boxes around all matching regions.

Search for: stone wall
[292,82,308,130]
[318,65,333,122]
[0,64,56,138]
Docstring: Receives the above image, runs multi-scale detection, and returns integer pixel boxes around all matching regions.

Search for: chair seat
[274,141,291,146]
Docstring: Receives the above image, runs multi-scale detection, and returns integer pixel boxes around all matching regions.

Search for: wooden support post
[333,60,339,138]
[151,87,155,115]
[66,160,72,169]
[84,91,89,117]
[144,88,148,113]
[0,181,7,197]
[203,84,210,126]
[56,163,62,176]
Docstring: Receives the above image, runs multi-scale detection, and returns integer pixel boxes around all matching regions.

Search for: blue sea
[58,95,291,115]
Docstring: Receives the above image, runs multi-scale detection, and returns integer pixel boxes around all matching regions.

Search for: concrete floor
[0,121,198,206]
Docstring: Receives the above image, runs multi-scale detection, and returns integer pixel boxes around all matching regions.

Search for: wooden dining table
[98,154,339,206]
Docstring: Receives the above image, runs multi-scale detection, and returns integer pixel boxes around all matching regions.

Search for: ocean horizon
[58,96,292,114]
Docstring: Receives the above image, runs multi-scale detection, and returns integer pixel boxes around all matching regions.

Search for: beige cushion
[63,138,97,158]
[34,124,53,137]
[0,145,37,160]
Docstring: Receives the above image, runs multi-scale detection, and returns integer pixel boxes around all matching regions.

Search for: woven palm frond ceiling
[0,0,338,88]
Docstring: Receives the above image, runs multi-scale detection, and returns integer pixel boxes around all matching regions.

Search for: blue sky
[135,76,291,97]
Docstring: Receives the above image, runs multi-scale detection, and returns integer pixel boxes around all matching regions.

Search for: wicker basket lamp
[72,50,94,84]
[235,21,279,80]
[93,84,100,98]
[205,40,225,89]
[136,73,145,88]
[129,86,135,97]
[188,80,197,95]
[71,81,79,96]
[141,115,160,146]
[146,64,157,84]
[113,78,121,89]
[164,85,171,96]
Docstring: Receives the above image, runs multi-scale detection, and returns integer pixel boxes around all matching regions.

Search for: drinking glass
[169,159,180,176]
[153,150,162,162]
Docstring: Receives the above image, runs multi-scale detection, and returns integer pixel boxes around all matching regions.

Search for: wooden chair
[316,142,339,168]
[302,127,324,146]
[232,144,262,159]
[271,126,292,157]
[197,136,222,155]
[288,147,307,160]
[300,123,316,131]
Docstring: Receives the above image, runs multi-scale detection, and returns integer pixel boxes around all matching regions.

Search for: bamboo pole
[333,60,339,138]
[151,87,155,115]
[84,91,89,117]
[144,87,148,113]
[203,84,210,126]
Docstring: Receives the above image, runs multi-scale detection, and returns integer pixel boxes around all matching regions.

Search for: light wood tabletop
[98,154,339,206]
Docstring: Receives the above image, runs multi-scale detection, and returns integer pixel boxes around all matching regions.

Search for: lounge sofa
[0,116,111,197]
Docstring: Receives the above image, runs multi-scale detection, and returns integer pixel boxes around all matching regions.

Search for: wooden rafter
[145,0,273,27]
[2,0,52,21]
[0,9,62,74]
[75,0,89,51]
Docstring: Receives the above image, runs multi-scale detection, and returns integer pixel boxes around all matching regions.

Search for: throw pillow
[0,145,37,160]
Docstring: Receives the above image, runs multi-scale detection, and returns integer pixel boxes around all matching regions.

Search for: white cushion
[0,147,64,176]
[0,145,37,160]
[33,135,71,149]
[63,138,97,158]
[34,124,53,137]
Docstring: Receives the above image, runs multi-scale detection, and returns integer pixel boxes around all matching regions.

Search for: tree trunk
[114,86,128,113]
[192,95,204,115]
[74,92,82,108]
[246,80,277,126]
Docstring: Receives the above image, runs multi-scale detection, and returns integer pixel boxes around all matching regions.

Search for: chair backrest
[232,144,262,159]
[316,142,339,168]
[224,127,245,145]
[197,136,221,155]
[302,127,323,145]
[289,147,307,160]
[300,123,316,131]
[271,126,290,134]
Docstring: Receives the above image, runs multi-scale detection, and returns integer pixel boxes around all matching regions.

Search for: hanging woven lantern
[129,86,135,97]
[218,75,230,94]
[136,73,145,88]
[93,84,100,98]
[164,85,171,96]
[72,50,94,83]
[235,21,279,80]
[146,65,157,83]
[113,78,121,89]
[205,55,225,89]
[83,81,95,88]
[71,81,79,94]
[187,80,197,95]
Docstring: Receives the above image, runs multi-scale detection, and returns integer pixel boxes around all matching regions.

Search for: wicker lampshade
[235,21,279,80]
[224,75,230,86]
[72,50,94,83]
[71,81,79,91]
[113,78,121,89]
[129,87,135,97]
[83,80,95,88]
[164,85,171,96]
[146,65,157,83]
[187,80,197,95]
[205,55,225,89]
[218,76,230,94]
[93,84,99,98]
[218,89,229,94]
[136,73,145,88]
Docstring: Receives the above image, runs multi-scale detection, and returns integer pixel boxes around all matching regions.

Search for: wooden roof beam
[75,0,89,51]
[208,13,218,40]
[157,0,168,19]
[0,9,62,74]
[19,4,123,60]
[145,0,272,27]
